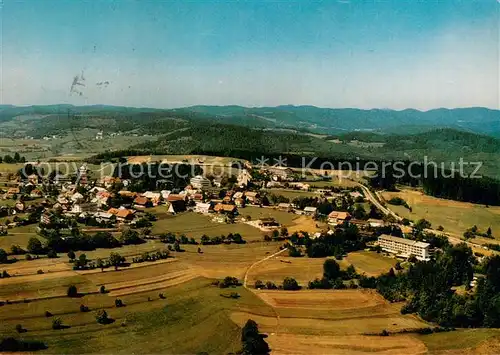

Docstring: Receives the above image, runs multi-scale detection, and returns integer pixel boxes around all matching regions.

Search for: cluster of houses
[1,160,384,236]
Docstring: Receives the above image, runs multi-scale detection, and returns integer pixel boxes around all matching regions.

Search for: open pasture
[175,243,280,279]
[265,333,427,355]
[342,251,397,276]
[246,251,395,286]
[0,276,275,354]
[381,189,500,239]
[232,289,428,337]
[151,210,266,241]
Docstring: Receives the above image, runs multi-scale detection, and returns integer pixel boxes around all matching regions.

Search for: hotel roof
[378,234,430,249]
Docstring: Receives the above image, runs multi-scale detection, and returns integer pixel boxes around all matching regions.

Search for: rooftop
[378,234,430,249]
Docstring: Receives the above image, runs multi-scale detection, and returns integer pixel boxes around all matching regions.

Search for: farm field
[0,276,275,354]
[261,188,318,200]
[381,189,500,239]
[342,251,397,276]
[232,289,430,353]
[242,206,299,226]
[418,328,500,354]
[2,238,496,354]
[150,207,321,242]
[0,240,283,353]
[246,250,396,286]
[0,225,42,250]
[150,210,266,241]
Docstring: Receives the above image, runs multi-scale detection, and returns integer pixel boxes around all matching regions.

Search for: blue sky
[1,0,498,109]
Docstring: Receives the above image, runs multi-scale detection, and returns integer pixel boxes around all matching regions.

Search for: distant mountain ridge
[1,104,499,137]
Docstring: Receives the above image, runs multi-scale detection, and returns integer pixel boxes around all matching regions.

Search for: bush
[80,304,89,312]
[25,254,33,261]
[95,309,111,324]
[67,285,78,297]
[265,281,278,290]
[219,276,241,288]
[0,338,47,352]
[47,249,58,258]
[159,293,166,299]
[282,277,300,291]
[254,280,265,289]
[99,285,106,294]
[115,298,124,307]
[37,269,44,274]
[45,311,52,317]
[67,251,76,260]
[52,318,63,330]
[15,324,24,333]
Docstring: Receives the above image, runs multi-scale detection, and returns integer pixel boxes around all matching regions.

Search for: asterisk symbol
[256,156,269,167]
[273,156,287,167]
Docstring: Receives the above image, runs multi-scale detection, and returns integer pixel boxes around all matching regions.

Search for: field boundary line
[243,247,287,338]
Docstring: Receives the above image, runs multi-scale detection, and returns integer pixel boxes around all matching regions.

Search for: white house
[378,234,431,261]
[237,169,252,187]
[195,202,212,214]
[303,206,317,216]
[190,175,211,190]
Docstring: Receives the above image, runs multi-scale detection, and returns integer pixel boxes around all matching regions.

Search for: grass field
[342,251,397,276]
[0,225,42,250]
[150,210,266,241]
[381,189,500,239]
[241,206,299,226]
[232,289,430,353]
[418,328,500,353]
[0,239,282,354]
[246,250,396,287]
[1,236,493,354]
[261,188,318,200]
[0,277,274,354]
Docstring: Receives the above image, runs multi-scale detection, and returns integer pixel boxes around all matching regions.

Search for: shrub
[159,293,166,299]
[95,309,110,324]
[15,324,24,333]
[45,311,52,317]
[80,304,89,312]
[67,251,76,261]
[52,318,63,330]
[25,254,33,261]
[282,277,300,291]
[254,280,265,289]
[0,338,47,352]
[265,281,278,290]
[37,269,44,274]
[219,276,241,288]
[67,285,78,297]
[99,285,106,294]
[115,298,124,307]
[47,249,58,258]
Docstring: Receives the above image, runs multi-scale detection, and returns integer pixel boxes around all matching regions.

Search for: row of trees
[29,229,146,257]
[0,153,26,164]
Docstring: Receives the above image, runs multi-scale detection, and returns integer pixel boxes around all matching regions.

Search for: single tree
[323,259,341,280]
[67,285,78,297]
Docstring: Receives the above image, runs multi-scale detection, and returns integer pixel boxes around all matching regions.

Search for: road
[243,248,288,288]
[242,247,287,337]
[358,184,401,221]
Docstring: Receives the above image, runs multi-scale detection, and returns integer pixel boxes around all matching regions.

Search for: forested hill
[1,104,499,138]
[186,105,500,137]
[96,124,500,178]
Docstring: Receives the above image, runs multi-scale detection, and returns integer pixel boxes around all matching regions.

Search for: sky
[1,0,499,109]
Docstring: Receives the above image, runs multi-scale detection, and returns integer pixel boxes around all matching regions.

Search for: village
[0,158,436,268]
